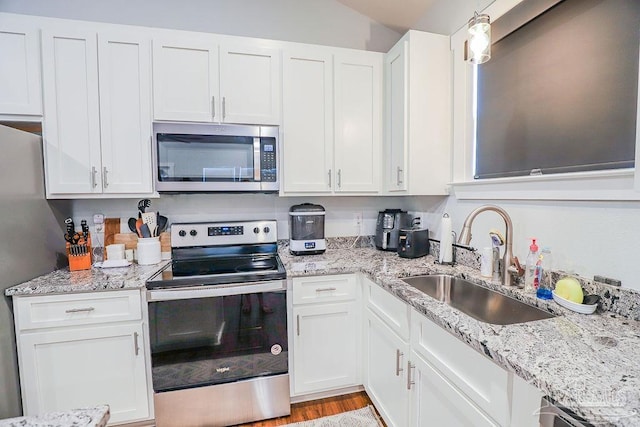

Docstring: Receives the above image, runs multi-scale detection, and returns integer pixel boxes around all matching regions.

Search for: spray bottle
[524,238,539,293]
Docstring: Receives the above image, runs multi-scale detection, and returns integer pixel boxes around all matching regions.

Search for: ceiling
[336,0,495,35]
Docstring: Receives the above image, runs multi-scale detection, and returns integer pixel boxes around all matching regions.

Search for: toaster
[397,228,429,259]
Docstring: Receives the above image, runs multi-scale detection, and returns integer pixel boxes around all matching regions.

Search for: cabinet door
[98,31,153,194]
[152,37,219,122]
[384,40,408,192]
[292,302,358,394]
[41,29,102,194]
[281,49,333,193]
[334,52,382,193]
[220,45,280,125]
[409,350,498,427]
[19,323,149,424]
[365,309,409,427]
[0,22,41,116]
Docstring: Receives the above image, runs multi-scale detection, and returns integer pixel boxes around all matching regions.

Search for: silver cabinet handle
[211,96,215,119]
[296,314,300,336]
[397,166,403,185]
[396,349,404,376]
[328,169,332,188]
[65,307,95,313]
[222,97,226,120]
[91,167,98,188]
[103,167,109,188]
[337,169,342,188]
[133,332,140,356]
[407,361,415,390]
[316,287,337,292]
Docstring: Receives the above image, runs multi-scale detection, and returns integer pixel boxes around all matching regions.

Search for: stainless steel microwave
[152,122,279,192]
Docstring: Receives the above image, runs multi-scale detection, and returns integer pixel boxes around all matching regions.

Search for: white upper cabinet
[42,27,153,197]
[281,48,382,195]
[41,29,102,195]
[152,36,281,125]
[334,52,382,193]
[220,44,280,124]
[98,31,153,194]
[0,21,42,116]
[383,30,452,195]
[282,48,334,193]
[152,37,219,122]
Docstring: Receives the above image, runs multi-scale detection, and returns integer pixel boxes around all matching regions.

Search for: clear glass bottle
[524,238,539,293]
[535,247,553,300]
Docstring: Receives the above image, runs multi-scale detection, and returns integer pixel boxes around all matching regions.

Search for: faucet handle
[509,256,525,277]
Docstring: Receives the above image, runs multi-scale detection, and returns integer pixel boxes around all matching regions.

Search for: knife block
[67,235,92,271]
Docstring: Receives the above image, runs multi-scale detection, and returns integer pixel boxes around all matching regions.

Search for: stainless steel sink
[402,274,555,325]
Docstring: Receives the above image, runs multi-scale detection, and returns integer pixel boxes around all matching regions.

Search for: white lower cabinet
[13,290,150,425]
[362,278,542,427]
[365,309,410,427]
[291,274,360,396]
[409,349,498,426]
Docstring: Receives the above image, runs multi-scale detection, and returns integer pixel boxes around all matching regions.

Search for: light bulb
[468,13,491,65]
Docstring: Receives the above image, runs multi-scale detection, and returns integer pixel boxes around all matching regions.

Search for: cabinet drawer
[15,290,142,331]
[292,274,357,305]
[410,309,510,426]
[365,278,410,341]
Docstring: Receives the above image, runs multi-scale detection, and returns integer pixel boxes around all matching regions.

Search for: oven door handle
[147,280,286,302]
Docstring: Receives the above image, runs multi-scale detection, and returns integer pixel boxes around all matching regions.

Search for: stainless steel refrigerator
[0,124,70,418]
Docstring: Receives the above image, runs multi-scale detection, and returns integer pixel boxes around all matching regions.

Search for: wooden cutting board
[104,218,121,248]
[114,233,139,250]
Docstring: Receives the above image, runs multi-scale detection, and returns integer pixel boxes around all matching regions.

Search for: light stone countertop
[0,405,109,427]
[280,246,640,427]
[5,244,640,425]
[4,261,169,297]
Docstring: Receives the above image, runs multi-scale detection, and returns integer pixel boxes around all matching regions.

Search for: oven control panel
[208,226,243,236]
[171,220,277,248]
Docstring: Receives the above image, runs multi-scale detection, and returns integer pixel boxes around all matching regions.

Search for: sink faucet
[457,205,522,286]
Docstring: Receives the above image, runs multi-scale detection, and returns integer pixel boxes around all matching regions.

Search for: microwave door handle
[253,137,261,181]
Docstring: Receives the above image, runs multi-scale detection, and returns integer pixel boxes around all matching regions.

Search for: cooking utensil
[141,211,157,237]
[128,217,138,234]
[138,199,151,214]
[140,223,152,238]
[64,217,75,243]
[136,218,143,238]
[157,214,168,234]
[81,219,89,238]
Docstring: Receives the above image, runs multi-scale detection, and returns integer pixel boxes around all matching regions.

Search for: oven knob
[178,230,186,237]
[253,227,260,234]
[190,229,197,237]
[263,226,270,234]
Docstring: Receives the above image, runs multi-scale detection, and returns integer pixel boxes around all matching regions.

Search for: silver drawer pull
[407,361,415,390]
[316,287,337,292]
[133,332,140,356]
[396,349,404,376]
[296,315,300,336]
[65,307,95,313]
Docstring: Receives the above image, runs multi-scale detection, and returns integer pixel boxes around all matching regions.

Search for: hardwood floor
[237,391,383,426]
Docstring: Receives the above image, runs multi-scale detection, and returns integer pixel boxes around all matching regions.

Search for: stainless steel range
[146,220,289,427]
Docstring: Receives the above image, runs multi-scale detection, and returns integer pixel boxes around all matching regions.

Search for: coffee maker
[289,203,326,255]
[374,209,412,251]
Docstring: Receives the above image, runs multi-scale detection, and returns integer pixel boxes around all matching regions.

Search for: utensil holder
[67,236,92,271]
[137,237,161,265]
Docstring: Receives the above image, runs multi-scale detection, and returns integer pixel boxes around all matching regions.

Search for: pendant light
[467,12,491,64]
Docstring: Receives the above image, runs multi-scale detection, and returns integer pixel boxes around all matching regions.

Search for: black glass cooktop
[146,254,286,290]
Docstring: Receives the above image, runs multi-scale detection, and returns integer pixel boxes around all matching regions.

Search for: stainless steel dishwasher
[539,397,594,427]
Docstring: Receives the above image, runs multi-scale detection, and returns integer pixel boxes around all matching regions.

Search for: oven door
[153,122,278,192]
[147,280,287,393]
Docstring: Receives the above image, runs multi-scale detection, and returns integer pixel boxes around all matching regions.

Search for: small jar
[137,237,161,265]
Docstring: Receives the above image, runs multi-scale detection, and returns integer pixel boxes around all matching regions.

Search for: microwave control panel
[261,138,277,182]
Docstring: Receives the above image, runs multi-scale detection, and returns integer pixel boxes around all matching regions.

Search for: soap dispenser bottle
[524,238,539,293]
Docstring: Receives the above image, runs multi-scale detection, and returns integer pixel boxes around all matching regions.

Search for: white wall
[70,195,429,242]
[0,0,401,52]
[426,198,640,292]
